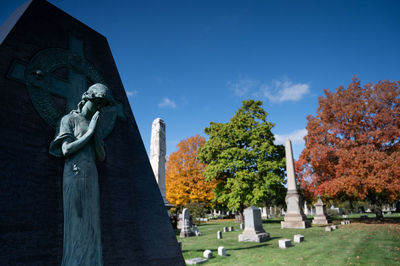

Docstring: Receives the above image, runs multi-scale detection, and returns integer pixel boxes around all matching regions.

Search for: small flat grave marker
[279,239,292,249]
[294,234,304,243]
[185,258,208,265]
[325,226,333,232]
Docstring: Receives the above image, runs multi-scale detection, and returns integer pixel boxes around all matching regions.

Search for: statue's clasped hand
[88,111,100,134]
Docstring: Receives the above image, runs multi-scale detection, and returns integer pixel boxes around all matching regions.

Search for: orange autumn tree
[166,135,218,207]
[298,77,400,219]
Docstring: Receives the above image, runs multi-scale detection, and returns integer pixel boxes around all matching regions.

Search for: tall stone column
[150,118,171,206]
[281,139,310,229]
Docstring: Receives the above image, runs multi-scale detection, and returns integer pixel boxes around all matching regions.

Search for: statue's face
[85,100,97,113]
[85,98,107,113]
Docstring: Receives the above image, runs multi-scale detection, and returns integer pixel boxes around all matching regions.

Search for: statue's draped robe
[50,112,103,266]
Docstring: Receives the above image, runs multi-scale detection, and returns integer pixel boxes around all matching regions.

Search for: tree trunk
[349,198,354,213]
[235,204,245,223]
[374,204,384,222]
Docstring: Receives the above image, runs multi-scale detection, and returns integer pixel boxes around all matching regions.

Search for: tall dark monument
[0,0,184,265]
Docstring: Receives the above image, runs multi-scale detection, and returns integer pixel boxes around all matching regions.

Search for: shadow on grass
[355,217,400,224]
[182,237,280,254]
[183,243,271,254]
[262,219,283,224]
[228,243,271,251]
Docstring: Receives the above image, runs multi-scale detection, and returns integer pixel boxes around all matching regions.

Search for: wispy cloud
[228,77,310,103]
[228,78,258,97]
[158,97,177,109]
[126,90,138,97]
[260,80,310,102]
[274,129,307,145]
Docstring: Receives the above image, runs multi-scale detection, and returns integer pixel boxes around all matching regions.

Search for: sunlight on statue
[49,83,115,266]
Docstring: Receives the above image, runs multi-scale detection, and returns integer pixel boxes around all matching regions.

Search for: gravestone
[325,226,333,232]
[281,139,310,229]
[238,206,270,243]
[279,239,292,248]
[217,231,222,239]
[304,201,309,215]
[180,208,194,237]
[203,250,213,259]
[150,118,171,207]
[185,258,208,265]
[312,195,331,225]
[193,225,201,236]
[0,1,184,265]
[294,234,304,243]
[218,246,226,256]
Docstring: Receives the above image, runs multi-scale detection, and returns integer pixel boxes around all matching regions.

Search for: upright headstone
[269,206,275,218]
[304,201,309,215]
[312,195,331,225]
[281,139,310,229]
[193,225,201,236]
[218,246,226,256]
[217,231,222,239]
[238,206,270,243]
[261,207,268,218]
[203,250,213,259]
[150,118,171,207]
[180,208,195,237]
[0,1,184,264]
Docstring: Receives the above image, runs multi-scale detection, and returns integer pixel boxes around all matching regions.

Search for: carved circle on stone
[24,47,117,138]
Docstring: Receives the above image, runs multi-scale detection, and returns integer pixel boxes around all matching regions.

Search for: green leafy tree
[198,100,286,220]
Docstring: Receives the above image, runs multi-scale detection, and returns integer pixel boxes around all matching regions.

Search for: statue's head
[76,83,114,113]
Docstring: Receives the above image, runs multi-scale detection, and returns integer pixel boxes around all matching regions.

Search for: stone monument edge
[0,0,109,49]
[0,0,33,46]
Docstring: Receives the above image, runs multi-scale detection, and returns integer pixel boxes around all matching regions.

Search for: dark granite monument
[0,0,184,265]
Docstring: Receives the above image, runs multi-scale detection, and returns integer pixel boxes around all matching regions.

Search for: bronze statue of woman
[50,83,114,266]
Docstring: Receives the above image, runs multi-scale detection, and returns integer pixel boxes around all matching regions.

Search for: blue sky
[1,0,400,159]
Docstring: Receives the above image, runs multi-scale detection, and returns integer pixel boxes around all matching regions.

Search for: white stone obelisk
[150,118,170,206]
[281,139,310,229]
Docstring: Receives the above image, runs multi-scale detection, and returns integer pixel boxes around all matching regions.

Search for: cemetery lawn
[179,216,400,265]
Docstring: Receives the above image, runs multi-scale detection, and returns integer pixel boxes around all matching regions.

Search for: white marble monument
[281,139,310,229]
[180,208,195,237]
[150,118,171,207]
[238,206,270,243]
[312,195,330,225]
[304,201,309,215]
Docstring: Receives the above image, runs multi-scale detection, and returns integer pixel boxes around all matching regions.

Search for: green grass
[178,216,400,265]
